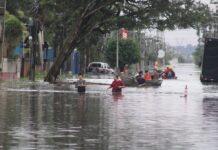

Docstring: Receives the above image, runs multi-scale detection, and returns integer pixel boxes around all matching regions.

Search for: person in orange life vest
[108,75,125,93]
[144,70,152,80]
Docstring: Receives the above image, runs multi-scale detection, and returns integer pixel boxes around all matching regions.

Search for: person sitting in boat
[162,67,176,79]
[168,68,175,79]
[108,75,125,93]
[75,73,86,93]
[151,68,159,80]
[161,68,167,79]
[122,64,128,74]
[135,70,145,84]
[144,70,152,80]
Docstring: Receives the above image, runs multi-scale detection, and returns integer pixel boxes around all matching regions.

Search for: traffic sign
[158,49,165,58]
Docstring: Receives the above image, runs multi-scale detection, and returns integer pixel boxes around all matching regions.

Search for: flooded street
[0,64,218,150]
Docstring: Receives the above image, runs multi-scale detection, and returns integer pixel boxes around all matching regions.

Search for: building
[202,0,218,39]
[0,1,21,80]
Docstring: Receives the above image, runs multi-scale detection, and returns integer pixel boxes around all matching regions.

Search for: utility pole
[116,30,119,74]
[0,0,6,68]
[20,30,25,78]
[29,0,39,81]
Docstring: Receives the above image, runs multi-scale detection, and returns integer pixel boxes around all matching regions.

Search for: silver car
[87,62,114,74]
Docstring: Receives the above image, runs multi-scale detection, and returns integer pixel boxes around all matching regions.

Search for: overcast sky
[165,0,215,46]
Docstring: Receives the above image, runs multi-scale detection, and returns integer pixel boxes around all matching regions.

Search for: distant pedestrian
[75,73,86,93]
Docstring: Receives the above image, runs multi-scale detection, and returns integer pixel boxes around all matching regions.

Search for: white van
[87,62,114,74]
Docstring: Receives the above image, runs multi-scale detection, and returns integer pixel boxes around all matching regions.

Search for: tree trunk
[44,16,84,83]
[44,44,75,83]
[44,2,113,83]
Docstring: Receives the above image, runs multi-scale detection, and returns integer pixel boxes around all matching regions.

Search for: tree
[6,0,212,82]
[105,38,140,69]
[78,33,106,73]
[5,12,23,58]
[193,45,204,67]
[43,0,212,82]
[144,51,157,66]
[178,55,186,63]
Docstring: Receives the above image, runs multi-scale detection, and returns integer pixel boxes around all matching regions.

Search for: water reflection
[0,83,105,149]
[112,93,124,101]
[203,97,218,118]
[203,97,218,125]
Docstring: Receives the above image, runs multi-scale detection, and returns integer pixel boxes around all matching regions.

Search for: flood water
[0,64,218,150]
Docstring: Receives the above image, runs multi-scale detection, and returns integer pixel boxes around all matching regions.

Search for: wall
[0,58,21,80]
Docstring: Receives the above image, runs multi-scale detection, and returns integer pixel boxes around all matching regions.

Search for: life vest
[144,73,152,80]
[111,80,124,92]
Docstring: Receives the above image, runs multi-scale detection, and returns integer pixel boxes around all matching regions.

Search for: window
[90,63,101,67]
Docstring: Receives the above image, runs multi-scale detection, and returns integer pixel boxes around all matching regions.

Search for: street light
[0,0,6,69]
[116,11,125,74]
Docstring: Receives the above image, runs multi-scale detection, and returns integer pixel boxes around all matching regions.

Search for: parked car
[87,62,114,74]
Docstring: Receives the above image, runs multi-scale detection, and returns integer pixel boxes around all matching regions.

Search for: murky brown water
[0,64,218,150]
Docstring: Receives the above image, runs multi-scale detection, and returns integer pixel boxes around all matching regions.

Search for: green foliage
[6,0,213,82]
[5,12,23,58]
[78,33,106,70]
[178,55,186,63]
[105,38,140,68]
[5,12,23,41]
[6,0,212,56]
[7,0,212,47]
[144,51,157,64]
[193,45,203,66]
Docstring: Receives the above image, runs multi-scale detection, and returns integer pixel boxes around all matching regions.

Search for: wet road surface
[0,64,218,150]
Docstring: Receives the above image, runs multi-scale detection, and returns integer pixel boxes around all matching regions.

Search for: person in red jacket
[108,75,125,93]
[144,70,152,80]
